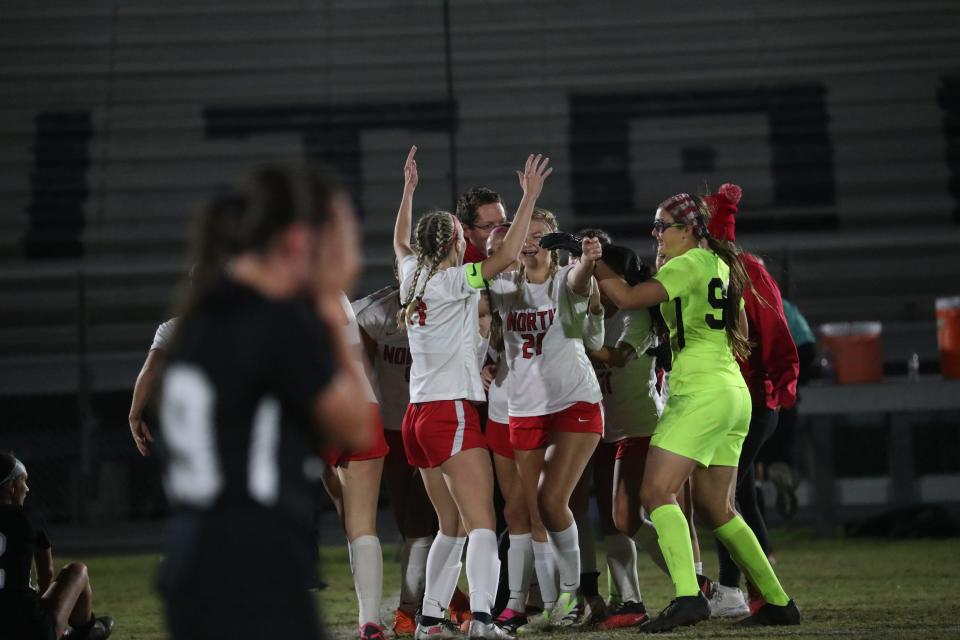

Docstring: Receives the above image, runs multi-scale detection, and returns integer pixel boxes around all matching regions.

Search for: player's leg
[338,457,386,634]
[693,463,798,626]
[40,562,114,639]
[539,430,601,625]
[492,451,532,630]
[513,446,557,621]
[384,437,435,634]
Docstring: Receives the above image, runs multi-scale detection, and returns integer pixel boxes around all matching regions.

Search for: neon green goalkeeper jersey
[652,248,747,395]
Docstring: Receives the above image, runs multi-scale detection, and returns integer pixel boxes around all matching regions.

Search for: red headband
[704,183,742,242]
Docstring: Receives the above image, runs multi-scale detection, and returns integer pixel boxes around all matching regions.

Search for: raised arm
[595,261,669,310]
[393,145,418,261]
[567,236,602,296]
[480,154,553,280]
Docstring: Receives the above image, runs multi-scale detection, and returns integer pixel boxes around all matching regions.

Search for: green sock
[649,504,700,598]
[714,515,789,606]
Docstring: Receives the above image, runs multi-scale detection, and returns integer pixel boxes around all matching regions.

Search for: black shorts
[159,510,326,640]
[1,590,57,640]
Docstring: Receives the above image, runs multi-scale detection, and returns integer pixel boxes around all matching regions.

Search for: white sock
[422,533,466,619]
[401,536,433,613]
[694,561,703,575]
[466,528,500,615]
[349,535,383,626]
[548,522,580,595]
[578,517,597,574]
[633,519,670,576]
[506,533,534,612]
[604,534,641,604]
[532,539,559,609]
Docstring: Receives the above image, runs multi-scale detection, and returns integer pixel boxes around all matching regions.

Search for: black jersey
[0,504,51,603]
[159,278,335,531]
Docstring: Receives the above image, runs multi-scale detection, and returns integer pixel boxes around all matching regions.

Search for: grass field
[69,531,959,640]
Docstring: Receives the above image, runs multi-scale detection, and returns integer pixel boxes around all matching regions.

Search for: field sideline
[68,531,958,640]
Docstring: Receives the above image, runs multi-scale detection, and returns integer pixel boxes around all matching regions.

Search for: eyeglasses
[651,220,686,235]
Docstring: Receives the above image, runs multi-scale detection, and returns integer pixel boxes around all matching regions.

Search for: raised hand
[516,154,553,199]
[580,236,603,264]
[403,145,418,192]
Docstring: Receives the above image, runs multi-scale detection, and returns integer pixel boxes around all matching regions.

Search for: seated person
[0,451,115,640]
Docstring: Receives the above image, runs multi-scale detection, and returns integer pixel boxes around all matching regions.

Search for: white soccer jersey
[353,287,410,430]
[486,347,511,424]
[595,309,663,442]
[341,292,379,404]
[399,256,486,404]
[151,317,179,351]
[490,264,601,417]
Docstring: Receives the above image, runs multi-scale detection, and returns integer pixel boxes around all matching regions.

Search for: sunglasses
[652,220,687,235]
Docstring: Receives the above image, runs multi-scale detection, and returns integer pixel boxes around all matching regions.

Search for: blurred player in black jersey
[0,451,115,640]
[157,164,374,640]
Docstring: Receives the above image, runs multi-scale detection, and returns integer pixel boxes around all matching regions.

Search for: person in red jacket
[456,186,508,264]
[702,184,800,619]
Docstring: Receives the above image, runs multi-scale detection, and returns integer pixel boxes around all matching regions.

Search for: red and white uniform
[151,317,179,351]
[594,309,663,459]
[320,293,389,467]
[353,287,411,431]
[490,265,603,449]
[485,346,513,459]
[399,256,487,468]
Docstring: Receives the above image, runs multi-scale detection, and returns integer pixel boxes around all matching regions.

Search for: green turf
[69,531,960,639]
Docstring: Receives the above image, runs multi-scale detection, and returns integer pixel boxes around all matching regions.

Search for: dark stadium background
[1,0,958,544]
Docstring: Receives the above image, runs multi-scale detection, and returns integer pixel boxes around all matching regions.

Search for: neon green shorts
[650,385,751,467]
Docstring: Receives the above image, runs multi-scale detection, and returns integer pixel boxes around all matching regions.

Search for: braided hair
[397,210,460,330]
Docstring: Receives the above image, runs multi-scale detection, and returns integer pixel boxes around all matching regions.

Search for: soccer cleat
[547,592,579,627]
[707,583,750,618]
[516,610,551,634]
[539,232,583,256]
[493,608,527,635]
[638,593,710,633]
[68,616,116,640]
[736,599,801,626]
[359,622,388,640]
[415,619,463,639]
[579,594,608,626]
[466,619,516,639]
[449,587,473,624]
[393,609,418,637]
[597,600,648,630]
[746,580,766,615]
[768,462,798,520]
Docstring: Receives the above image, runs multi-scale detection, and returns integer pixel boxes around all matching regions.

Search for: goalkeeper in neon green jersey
[594,192,800,633]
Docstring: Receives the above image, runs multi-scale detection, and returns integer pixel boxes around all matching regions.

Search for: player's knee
[61,561,89,584]
[536,490,566,529]
[612,499,633,536]
[503,497,529,531]
[639,481,671,513]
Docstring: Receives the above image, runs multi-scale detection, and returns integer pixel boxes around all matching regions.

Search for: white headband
[1,458,26,486]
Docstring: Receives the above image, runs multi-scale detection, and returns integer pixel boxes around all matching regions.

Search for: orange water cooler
[819,322,883,384]
[936,296,960,379]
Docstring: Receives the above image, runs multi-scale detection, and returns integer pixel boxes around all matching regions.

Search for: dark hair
[456,186,502,226]
[577,227,613,247]
[178,164,345,315]
[0,450,16,485]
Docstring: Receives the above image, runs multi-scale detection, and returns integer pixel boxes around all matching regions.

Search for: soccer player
[128,317,176,456]
[595,191,800,632]
[394,147,551,640]
[488,210,604,630]
[0,452,115,640]
[354,281,466,636]
[479,224,534,635]
[701,184,799,618]
[456,187,508,264]
[157,164,373,640]
[319,292,392,640]
[588,245,665,630]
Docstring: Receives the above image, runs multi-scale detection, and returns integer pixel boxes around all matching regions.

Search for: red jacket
[464,241,486,264]
[739,253,799,410]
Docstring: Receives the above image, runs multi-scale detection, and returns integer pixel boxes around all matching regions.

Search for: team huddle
[126,146,803,640]
[296,147,800,639]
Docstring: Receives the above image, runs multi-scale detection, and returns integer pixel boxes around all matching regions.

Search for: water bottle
[907,351,920,383]
[820,349,835,383]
